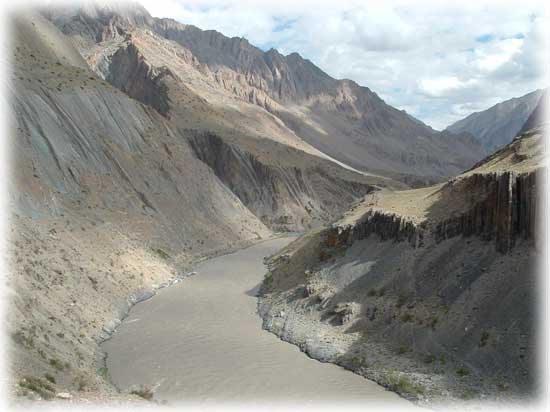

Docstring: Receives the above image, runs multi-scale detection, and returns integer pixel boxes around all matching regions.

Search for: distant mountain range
[43,2,484,186]
[446,89,546,152]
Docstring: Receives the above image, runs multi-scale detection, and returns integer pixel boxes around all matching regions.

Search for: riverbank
[257,128,543,407]
[101,237,408,405]
[7,214,269,404]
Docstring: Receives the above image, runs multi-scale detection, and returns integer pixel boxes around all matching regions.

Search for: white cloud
[137,0,549,130]
[475,38,524,72]
[418,76,468,97]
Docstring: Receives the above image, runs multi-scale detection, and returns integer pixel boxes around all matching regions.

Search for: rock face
[43,2,485,186]
[188,131,372,231]
[105,42,173,116]
[259,128,544,403]
[446,89,545,152]
[328,169,541,254]
[434,171,540,253]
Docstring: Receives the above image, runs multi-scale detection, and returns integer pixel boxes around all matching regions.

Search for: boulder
[333,302,360,325]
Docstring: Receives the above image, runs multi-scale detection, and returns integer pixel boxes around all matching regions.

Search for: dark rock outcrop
[321,169,540,255]
[105,42,173,116]
[435,171,540,253]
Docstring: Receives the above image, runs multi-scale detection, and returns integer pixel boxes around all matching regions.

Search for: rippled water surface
[102,237,408,404]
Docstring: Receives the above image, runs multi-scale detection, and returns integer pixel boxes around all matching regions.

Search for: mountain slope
[519,90,548,134]
[446,89,545,152]
[43,2,485,186]
[259,126,545,403]
[6,10,381,399]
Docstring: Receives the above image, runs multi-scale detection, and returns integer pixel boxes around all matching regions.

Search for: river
[102,237,408,405]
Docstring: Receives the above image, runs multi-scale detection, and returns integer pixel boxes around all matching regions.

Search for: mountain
[42,2,484,186]
[6,1,521,403]
[8,9,386,398]
[446,89,545,152]
[260,125,544,402]
[519,89,548,134]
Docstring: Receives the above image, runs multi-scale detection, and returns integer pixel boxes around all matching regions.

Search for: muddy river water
[102,237,408,405]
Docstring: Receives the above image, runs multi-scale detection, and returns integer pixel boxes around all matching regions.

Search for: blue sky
[138,0,548,129]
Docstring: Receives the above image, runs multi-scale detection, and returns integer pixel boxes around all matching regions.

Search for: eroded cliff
[259,128,545,404]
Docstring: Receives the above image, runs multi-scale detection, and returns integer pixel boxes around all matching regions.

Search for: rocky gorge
[3,1,547,408]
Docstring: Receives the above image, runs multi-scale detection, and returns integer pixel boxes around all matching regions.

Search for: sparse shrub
[497,381,509,391]
[49,358,65,371]
[396,346,410,354]
[367,289,377,297]
[396,294,407,308]
[19,376,55,399]
[377,287,386,297]
[12,331,34,348]
[387,373,425,396]
[130,386,154,400]
[456,367,470,377]
[460,388,479,399]
[427,316,438,330]
[264,272,273,287]
[479,331,490,347]
[74,376,88,391]
[44,374,56,384]
[424,354,436,364]
[98,367,109,381]
[348,356,368,368]
[401,312,413,322]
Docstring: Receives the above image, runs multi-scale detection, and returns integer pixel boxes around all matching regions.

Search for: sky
[137,0,549,130]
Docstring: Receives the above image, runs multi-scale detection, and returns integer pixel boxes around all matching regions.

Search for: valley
[4,1,546,408]
[102,237,408,404]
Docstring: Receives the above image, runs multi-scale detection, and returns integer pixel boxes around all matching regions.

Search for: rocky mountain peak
[42,1,487,185]
[446,88,546,151]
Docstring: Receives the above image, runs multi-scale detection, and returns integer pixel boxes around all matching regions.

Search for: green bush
[264,272,273,287]
[19,376,55,400]
[49,358,65,371]
[387,373,425,396]
[98,367,109,381]
[44,374,56,384]
[456,367,470,377]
